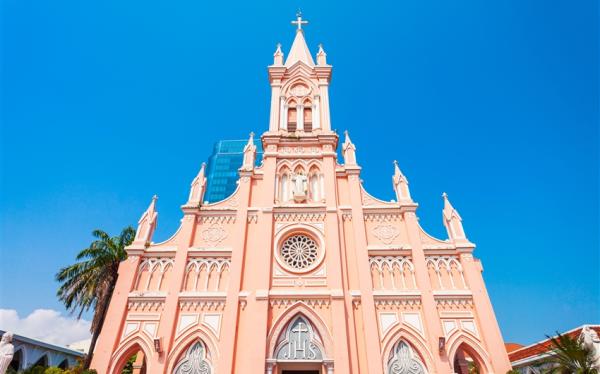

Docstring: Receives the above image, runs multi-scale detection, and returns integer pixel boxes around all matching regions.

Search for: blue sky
[1,0,598,346]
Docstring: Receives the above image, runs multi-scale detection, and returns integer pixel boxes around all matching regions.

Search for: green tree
[56,227,136,369]
[545,331,598,374]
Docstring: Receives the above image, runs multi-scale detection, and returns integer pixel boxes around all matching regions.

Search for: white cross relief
[291,10,308,30]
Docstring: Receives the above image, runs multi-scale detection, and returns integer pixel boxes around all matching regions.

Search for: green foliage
[545,331,598,374]
[55,226,136,368]
[22,366,46,374]
[506,370,521,374]
[118,353,137,374]
[44,368,65,374]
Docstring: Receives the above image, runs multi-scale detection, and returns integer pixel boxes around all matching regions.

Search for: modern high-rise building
[204,139,264,203]
[91,13,511,374]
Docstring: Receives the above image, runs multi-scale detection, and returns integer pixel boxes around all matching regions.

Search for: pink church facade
[91,16,511,374]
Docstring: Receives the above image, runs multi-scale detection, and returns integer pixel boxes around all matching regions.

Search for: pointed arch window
[287,105,297,132]
[303,99,313,132]
[275,316,323,361]
[387,340,427,374]
[173,340,211,374]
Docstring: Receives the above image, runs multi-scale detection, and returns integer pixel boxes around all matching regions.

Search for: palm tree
[56,227,136,369]
[545,331,598,374]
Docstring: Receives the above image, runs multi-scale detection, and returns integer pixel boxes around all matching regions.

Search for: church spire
[442,192,467,242]
[285,11,315,67]
[392,160,412,203]
[133,195,158,247]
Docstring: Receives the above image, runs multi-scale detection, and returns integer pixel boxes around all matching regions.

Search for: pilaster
[459,252,512,374]
[151,213,197,372]
[218,170,253,374]
[403,210,452,373]
[90,254,142,373]
[345,170,385,374]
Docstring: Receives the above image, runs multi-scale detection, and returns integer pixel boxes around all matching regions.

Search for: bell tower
[267,11,333,134]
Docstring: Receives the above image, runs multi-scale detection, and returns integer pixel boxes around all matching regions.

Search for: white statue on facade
[0,332,15,374]
[580,325,600,369]
[291,172,308,202]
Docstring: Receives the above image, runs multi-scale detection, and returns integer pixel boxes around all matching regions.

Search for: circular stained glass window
[280,234,319,270]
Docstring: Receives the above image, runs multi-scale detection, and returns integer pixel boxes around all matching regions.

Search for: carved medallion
[201,224,227,245]
[373,225,400,245]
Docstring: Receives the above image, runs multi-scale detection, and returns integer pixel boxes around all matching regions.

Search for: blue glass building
[204,139,264,203]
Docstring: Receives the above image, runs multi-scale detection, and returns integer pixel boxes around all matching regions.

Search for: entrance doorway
[282,371,319,374]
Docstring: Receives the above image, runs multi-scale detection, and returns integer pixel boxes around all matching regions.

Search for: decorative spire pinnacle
[343,130,357,165]
[442,192,467,242]
[133,195,159,246]
[186,163,206,206]
[291,10,308,31]
[317,43,327,65]
[273,43,284,65]
[392,160,412,203]
[241,132,257,171]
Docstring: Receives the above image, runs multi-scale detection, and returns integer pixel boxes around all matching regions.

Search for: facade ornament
[275,316,323,360]
[393,160,412,203]
[133,195,158,247]
[173,340,211,374]
[387,340,427,374]
[187,163,207,206]
[291,172,308,202]
[372,224,400,245]
[580,326,600,369]
[0,332,14,374]
[201,224,227,245]
[342,130,357,165]
[442,192,467,242]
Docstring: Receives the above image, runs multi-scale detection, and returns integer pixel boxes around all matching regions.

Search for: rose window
[280,235,319,270]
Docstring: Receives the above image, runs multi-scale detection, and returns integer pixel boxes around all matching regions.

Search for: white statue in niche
[0,332,14,374]
[580,325,600,369]
[292,172,308,202]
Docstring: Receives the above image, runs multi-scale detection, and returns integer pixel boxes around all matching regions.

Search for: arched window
[280,173,289,202]
[387,340,427,374]
[173,340,211,374]
[303,100,313,132]
[287,106,297,132]
[310,174,319,201]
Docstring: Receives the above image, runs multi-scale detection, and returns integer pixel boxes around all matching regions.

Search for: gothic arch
[281,76,318,97]
[266,302,333,360]
[109,335,153,374]
[12,346,26,370]
[446,333,491,374]
[166,328,219,374]
[381,326,435,373]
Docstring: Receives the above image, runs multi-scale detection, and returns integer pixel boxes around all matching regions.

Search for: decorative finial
[152,195,158,202]
[344,130,349,137]
[393,160,398,167]
[442,192,448,199]
[291,10,308,31]
[250,131,255,138]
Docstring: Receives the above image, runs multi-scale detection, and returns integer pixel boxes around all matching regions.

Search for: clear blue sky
[1,0,598,345]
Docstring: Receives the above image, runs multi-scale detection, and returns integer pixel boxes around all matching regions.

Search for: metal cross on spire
[291,10,308,30]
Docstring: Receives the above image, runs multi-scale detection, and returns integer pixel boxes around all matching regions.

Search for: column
[297,104,304,131]
[459,253,512,373]
[403,211,452,373]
